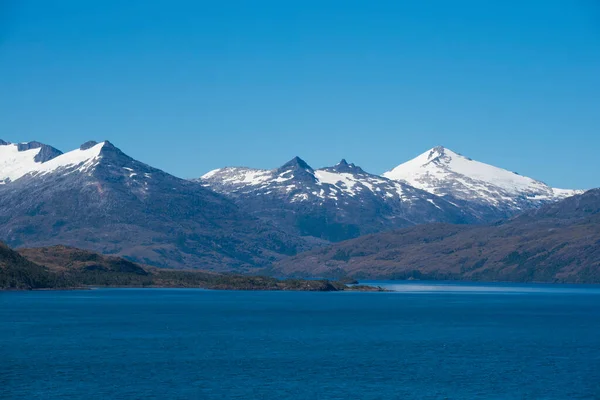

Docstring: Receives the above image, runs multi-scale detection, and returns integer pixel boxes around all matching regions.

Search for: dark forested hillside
[2,243,380,291]
[0,243,62,289]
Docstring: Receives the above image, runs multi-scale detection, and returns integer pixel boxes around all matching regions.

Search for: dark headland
[0,243,384,292]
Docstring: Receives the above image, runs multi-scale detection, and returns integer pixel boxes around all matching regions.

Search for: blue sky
[0,0,598,189]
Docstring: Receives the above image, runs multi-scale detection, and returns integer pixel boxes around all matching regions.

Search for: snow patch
[0,141,105,183]
[0,144,43,184]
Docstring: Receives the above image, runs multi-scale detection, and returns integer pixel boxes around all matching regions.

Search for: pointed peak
[421,146,470,165]
[78,140,128,165]
[427,145,448,160]
[327,158,364,174]
[94,141,134,165]
[279,156,313,172]
[276,156,316,183]
[426,146,464,160]
[0,139,10,146]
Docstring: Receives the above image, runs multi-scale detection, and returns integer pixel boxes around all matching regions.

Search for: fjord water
[2,284,600,399]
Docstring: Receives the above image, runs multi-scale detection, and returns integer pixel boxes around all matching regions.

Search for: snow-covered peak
[0,140,107,184]
[384,146,544,192]
[425,145,448,161]
[383,146,581,212]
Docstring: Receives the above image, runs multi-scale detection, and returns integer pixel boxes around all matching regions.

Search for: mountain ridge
[200,156,472,242]
[0,139,310,271]
[200,147,583,242]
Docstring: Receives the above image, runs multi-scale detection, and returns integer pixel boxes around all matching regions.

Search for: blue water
[2,283,600,399]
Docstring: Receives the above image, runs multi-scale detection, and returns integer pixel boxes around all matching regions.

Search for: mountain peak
[428,145,446,159]
[382,146,580,217]
[79,140,123,157]
[430,145,446,153]
[425,146,465,163]
[279,156,313,172]
[327,159,364,174]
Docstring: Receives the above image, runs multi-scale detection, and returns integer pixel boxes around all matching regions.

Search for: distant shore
[2,282,388,292]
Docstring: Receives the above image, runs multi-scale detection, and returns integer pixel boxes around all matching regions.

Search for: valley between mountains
[0,139,597,284]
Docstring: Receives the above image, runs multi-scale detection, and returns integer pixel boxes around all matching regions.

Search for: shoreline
[1,283,388,293]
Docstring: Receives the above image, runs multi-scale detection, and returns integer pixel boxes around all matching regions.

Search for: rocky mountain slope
[200,157,472,242]
[383,146,581,220]
[0,140,309,271]
[272,189,600,283]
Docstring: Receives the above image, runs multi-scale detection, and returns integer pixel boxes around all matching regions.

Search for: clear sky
[1,1,598,189]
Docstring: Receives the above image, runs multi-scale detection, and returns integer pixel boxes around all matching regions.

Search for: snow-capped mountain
[0,139,583,271]
[200,157,471,241]
[0,140,308,271]
[383,146,582,220]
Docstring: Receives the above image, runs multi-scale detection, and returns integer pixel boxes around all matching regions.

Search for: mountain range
[0,138,588,275]
[201,146,580,241]
[200,156,472,242]
[0,140,307,271]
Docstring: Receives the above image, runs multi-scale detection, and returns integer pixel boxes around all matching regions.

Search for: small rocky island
[0,243,384,292]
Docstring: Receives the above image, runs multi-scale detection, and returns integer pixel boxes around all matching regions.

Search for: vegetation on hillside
[273,190,600,283]
[2,244,383,291]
